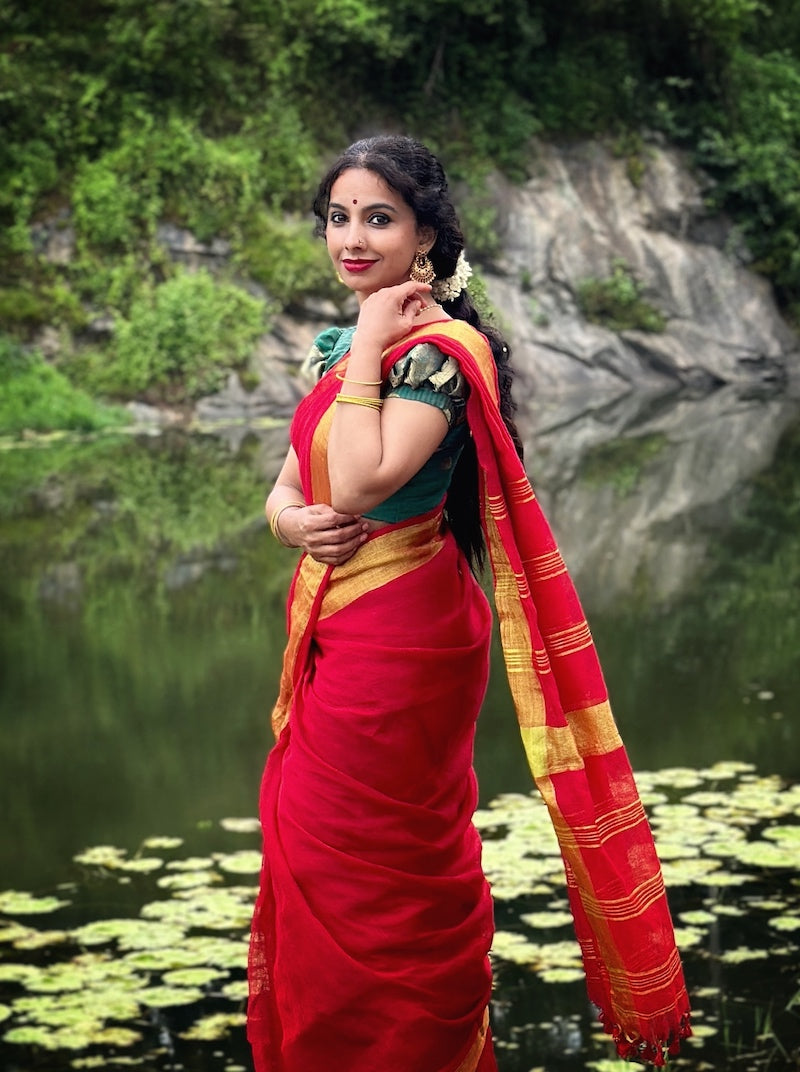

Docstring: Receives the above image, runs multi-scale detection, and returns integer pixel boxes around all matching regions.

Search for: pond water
[1,387,799,1071]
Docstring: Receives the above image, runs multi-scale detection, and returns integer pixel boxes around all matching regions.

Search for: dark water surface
[1,392,799,1070]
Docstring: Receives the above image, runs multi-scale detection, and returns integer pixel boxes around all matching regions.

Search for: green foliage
[695,48,800,301]
[577,261,667,333]
[0,0,798,380]
[235,213,340,308]
[0,283,87,334]
[96,271,269,402]
[0,337,127,436]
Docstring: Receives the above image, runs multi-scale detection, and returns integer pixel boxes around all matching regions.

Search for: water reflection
[1,390,799,1071]
[1,391,799,891]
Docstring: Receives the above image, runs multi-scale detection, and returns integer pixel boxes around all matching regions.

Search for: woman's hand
[353,280,433,353]
[278,503,369,566]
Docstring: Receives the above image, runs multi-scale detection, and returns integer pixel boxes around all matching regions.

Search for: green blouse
[302,326,469,523]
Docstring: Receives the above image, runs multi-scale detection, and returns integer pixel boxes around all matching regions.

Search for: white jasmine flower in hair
[432,251,472,302]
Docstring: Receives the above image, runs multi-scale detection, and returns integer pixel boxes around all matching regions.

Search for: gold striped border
[544,620,594,657]
[319,514,445,621]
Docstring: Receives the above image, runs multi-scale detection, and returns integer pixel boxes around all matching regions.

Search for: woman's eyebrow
[329,201,398,213]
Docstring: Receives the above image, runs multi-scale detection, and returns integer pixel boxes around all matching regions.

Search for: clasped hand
[279,503,369,566]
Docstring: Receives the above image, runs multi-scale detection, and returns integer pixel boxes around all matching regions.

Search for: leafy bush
[235,212,337,307]
[695,48,800,303]
[577,261,666,333]
[99,270,269,401]
[0,284,87,334]
[0,337,127,436]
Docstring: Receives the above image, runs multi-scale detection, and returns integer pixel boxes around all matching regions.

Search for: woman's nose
[345,225,365,250]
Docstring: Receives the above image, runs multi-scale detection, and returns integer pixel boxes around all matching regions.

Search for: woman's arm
[327,280,449,515]
[266,447,368,565]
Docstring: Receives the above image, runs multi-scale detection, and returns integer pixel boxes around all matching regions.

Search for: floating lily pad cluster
[1,764,799,1072]
[0,821,260,1067]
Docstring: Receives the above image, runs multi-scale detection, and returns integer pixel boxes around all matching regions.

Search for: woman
[248,135,690,1072]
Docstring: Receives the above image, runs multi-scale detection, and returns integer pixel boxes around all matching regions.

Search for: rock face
[180,139,800,606]
[484,139,797,443]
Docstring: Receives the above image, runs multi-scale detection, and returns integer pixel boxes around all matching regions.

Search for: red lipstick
[342,259,376,273]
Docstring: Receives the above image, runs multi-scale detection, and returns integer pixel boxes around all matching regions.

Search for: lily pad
[719,946,769,964]
[12,928,69,950]
[0,891,71,915]
[142,836,184,850]
[519,911,573,929]
[735,842,798,869]
[538,967,585,984]
[220,818,261,834]
[140,985,205,1008]
[116,857,164,874]
[73,846,128,868]
[768,915,800,932]
[179,1010,246,1040]
[162,967,228,987]
[214,850,263,875]
[157,870,221,891]
[221,979,249,1002]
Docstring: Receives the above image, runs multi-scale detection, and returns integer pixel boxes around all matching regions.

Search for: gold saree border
[269,513,445,739]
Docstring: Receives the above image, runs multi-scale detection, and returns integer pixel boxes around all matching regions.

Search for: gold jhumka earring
[409,251,436,285]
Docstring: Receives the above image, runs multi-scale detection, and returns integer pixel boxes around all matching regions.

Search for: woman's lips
[342,259,377,273]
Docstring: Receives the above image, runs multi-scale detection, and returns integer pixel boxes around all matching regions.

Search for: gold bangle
[269,501,305,545]
[335,394,383,410]
[335,372,382,386]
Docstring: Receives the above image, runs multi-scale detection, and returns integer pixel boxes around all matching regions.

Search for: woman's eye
[368,213,391,226]
[329,211,347,225]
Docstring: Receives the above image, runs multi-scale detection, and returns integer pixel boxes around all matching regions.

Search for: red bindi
[352,199,358,205]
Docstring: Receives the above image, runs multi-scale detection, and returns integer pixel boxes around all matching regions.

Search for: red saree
[248,320,690,1070]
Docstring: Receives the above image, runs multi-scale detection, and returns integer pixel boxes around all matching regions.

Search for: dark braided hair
[313,135,523,573]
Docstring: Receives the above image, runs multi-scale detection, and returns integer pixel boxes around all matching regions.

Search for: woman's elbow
[329,477,384,516]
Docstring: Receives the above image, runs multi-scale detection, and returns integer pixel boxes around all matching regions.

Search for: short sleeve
[386,342,468,426]
[300,326,356,382]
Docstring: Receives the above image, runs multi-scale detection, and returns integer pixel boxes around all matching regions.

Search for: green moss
[577,261,666,333]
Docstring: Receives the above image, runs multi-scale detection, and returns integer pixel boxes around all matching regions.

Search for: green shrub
[72,157,145,251]
[105,270,269,401]
[235,212,337,308]
[577,261,666,333]
[696,48,800,302]
[0,284,87,334]
[0,337,127,436]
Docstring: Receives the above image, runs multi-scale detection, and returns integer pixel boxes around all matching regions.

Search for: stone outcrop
[484,140,797,443]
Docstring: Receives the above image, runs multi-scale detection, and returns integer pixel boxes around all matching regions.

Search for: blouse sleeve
[385,342,468,427]
[300,326,353,382]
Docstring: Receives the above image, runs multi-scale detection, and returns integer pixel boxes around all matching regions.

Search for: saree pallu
[248,509,498,1072]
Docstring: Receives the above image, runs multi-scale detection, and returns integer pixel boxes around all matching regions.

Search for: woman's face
[325,168,434,303]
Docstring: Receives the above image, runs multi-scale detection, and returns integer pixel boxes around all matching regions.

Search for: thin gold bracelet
[335,394,383,410]
[335,372,382,386]
[269,501,305,545]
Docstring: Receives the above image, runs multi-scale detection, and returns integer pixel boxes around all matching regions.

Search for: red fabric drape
[248,506,498,1070]
[382,321,692,1061]
[248,318,690,1070]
